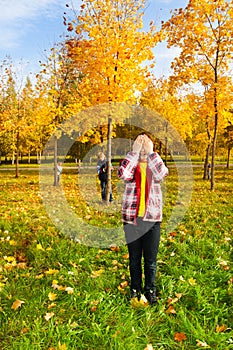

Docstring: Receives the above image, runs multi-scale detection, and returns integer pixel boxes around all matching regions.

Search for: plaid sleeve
[118,152,139,181]
[147,153,168,182]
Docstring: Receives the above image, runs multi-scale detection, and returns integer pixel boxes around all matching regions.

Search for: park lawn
[0,166,232,350]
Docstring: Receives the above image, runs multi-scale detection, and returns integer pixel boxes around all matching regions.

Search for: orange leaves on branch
[67,23,74,32]
[65,0,157,105]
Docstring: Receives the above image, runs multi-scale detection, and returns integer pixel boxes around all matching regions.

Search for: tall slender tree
[162,0,233,190]
[64,0,159,200]
[0,60,34,177]
[37,43,83,185]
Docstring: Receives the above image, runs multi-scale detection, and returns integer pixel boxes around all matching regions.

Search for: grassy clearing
[0,165,232,349]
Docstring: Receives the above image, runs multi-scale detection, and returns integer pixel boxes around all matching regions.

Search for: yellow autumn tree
[162,0,233,190]
[37,43,84,185]
[65,0,158,105]
[141,78,194,145]
[63,0,160,201]
[0,59,35,177]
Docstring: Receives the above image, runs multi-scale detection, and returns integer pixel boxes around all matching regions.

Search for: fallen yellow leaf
[44,312,54,321]
[11,300,25,311]
[17,262,27,269]
[65,287,74,294]
[91,269,104,278]
[188,278,197,286]
[48,292,57,301]
[196,339,210,347]
[122,253,129,259]
[36,243,44,250]
[166,305,176,314]
[174,332,187,342]
[130,294,149,309]
[144,344,154,350]
[167,297,179,305]
[119,281,128,288]
[45,269,59,275]
[20,327,29,334]
[90,305,98,313]
[48,303,57,309]
[110,244,120,252]
[215,324,227,333]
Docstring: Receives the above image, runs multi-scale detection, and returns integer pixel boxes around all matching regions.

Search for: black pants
[100,180,113,201]
[124,218,160,292]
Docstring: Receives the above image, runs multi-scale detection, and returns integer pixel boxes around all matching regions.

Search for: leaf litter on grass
[0,167,233,349]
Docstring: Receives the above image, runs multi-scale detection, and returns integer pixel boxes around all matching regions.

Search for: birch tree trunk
[106,117,112,204]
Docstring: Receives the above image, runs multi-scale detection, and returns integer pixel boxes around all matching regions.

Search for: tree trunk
[210,88,218,191]
[226,147,230,169]
[37,151,40,164]
[106,117,112,204]
[53,135,58,186]
[164,121,168,166]
[203,143,211,180]
[203,120,212,180]
[15,131,19,178]
[159,141,162,155]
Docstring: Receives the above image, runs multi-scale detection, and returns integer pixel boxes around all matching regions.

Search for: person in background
[97,152,113,202]
[118,132,168,304]
[57,162,63,184]
[207,162,211,180]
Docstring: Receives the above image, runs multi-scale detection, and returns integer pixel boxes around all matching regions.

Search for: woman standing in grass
[118,132,168,304]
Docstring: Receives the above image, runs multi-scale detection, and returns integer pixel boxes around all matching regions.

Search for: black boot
[130,289,141,301]
[145,290,157,304]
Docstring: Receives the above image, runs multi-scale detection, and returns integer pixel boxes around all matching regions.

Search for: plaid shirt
[118,151,168,224]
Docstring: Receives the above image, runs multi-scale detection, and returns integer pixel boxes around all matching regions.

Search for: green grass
[0,166,232,349]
